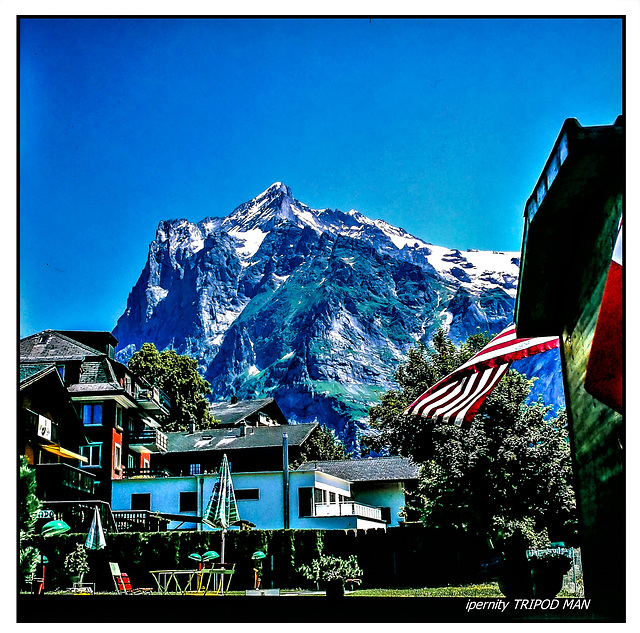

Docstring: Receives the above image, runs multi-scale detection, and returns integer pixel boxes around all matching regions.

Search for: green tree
[369,329,576,548]
[18,455,42,589]
[292,424,351,468]
[128,343,217,432]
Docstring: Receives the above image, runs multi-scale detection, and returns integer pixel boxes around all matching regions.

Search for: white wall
[112,469,398,530]
[352,482,406,527]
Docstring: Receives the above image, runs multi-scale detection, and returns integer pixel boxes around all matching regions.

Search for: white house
[111,456,418,531]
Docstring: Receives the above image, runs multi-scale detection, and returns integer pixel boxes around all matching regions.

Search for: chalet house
[155,417,318,476]
[514,116,623,617]
[20,363,96,501]
[20,330,170,504]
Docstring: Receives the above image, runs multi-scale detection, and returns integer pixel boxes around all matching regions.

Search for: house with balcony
[514,116,623,618]
[111,455,419,531]
[20,330,171,504]
[20,363,96,501]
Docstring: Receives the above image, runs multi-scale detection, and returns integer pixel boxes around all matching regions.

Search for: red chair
[110,562,152,595]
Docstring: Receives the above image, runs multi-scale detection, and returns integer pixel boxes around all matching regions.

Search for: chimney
[230,394,238,404]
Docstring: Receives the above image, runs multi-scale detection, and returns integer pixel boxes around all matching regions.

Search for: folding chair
[110,562,153,595]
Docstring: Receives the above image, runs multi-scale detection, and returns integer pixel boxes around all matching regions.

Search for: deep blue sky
[19,17,623,337]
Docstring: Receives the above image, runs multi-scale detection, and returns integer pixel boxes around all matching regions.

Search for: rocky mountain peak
[112,182,561,453]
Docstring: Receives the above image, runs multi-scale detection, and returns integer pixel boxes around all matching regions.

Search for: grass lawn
[347,583,504,598]
[25,582,582,598]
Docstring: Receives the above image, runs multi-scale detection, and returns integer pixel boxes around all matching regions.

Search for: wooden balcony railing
[129,427,168,453]
[35,462,96,498]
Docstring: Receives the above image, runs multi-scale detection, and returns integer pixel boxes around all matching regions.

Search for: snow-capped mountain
[113,182,554,451]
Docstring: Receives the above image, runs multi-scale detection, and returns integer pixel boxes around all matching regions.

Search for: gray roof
[208,398,288,426]
[19,363,58,388]
[297,456,420,482]
[20,330,105,362]
[166,422,318,454]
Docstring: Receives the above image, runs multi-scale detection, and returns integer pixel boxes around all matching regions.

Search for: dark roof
[208,398,288,426]
[21,331,131,397]
[297,456,420,482]
[20,330,105,362]
[166,422,318,454]
[19,363,58,388]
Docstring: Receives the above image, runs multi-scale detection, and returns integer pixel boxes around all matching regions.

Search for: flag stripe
[404,323,560,427]
[449,364,510,426]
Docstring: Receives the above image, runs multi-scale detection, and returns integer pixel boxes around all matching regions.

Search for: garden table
[149,568,233,595]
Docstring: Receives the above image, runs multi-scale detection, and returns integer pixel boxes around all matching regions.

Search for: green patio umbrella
[38,520,70,594]
[85,506,106,551]
[203,454,239,564]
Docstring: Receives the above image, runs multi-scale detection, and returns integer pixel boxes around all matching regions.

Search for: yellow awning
[42,444,88,463]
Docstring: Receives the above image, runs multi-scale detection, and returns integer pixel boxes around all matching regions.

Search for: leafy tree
[292,424,351,468]
[128,343,217,432]
[18,455,42,589]
[369,329,576,548]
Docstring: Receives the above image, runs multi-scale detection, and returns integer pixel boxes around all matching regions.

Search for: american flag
[404,324,560,427]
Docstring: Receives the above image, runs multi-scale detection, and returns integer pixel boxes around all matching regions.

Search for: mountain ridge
[113,182,557,451]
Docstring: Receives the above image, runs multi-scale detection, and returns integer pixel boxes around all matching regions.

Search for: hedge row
[28,525,492,592]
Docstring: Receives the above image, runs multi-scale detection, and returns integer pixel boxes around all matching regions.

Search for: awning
[42,444,88,463]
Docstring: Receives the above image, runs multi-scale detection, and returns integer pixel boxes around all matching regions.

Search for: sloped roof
[19,363,59,388]
[297,456,420,482]
[166,422,318,454]
[20,330,104,362]
[208,398,288,426]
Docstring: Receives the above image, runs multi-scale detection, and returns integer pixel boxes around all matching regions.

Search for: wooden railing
[35,462,96,497]
[112,510,171,532]
[129,427,168,453]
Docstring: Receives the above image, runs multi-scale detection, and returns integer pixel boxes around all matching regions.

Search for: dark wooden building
[514,116,623,619]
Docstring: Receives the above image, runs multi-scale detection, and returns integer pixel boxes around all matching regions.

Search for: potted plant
[64,543,89,585]
[298,553,363,598]
[529,551,572,598]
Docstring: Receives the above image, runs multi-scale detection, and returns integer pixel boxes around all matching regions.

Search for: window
[381,507,392,524]
[298,487,313,517]
[114,443,122,472]
[313,488,326,504]
[131,493,151,510]
[179,492,198,512]
[329,491,336,504]
[189,463,201,475]
[80,444,101,467]
[235,488,259,500]
[82,404,102,426]
[56,365,65,383]
[115,407,123,430]
[127,454,136,469]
